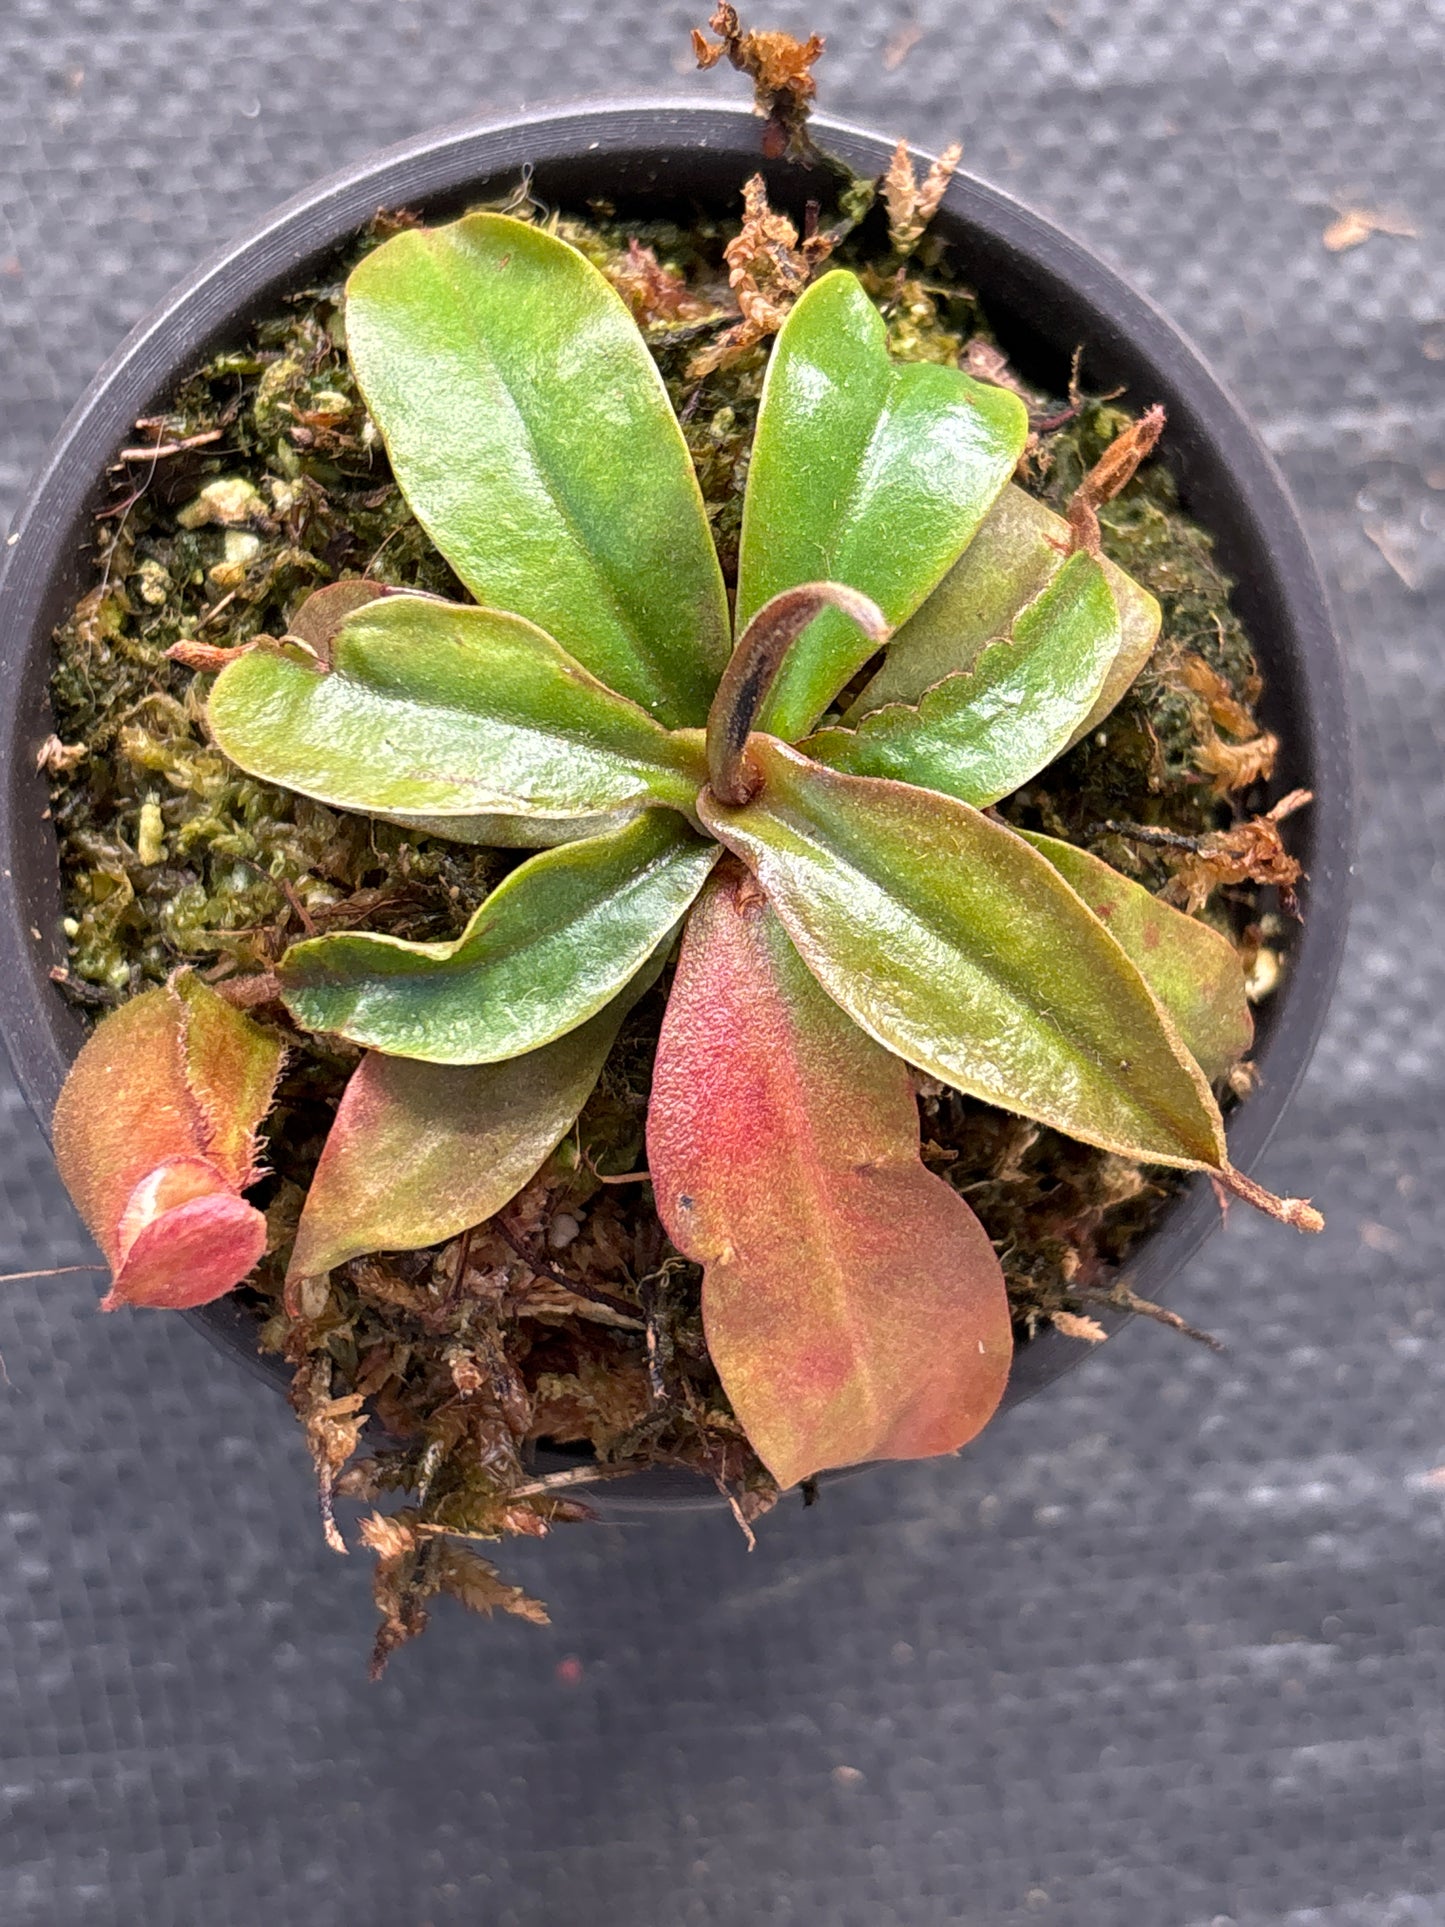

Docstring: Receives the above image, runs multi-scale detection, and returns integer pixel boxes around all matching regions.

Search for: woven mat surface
[2,3,1443,1922]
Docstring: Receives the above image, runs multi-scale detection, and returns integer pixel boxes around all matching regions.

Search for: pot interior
[0,107,1352,1514]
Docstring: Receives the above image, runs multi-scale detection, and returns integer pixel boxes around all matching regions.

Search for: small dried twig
[1095,818,1205,853]
[488,1462,647,1501]
[0,1264,107,1284]
[1066,1283,1223,1351]
[196,589,239,632]
[1215,1163,1324,1233]
[115,428,223,463]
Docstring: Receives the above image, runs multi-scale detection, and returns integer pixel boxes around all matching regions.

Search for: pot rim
[0,99,1355,1514]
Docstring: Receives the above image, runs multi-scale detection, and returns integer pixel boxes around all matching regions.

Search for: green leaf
[852,481,1161,744]
[737,270,1029,742]
[1018,831,1254,1082]
[278,811,718,1064]
[207,595,706,826]
[288,951,664,1281]
[648,869,1012,1489]
[383,807,641,850]
[345,213,730,726]
[51,970,285,1310]
[802,552,1120,806]
[698,740,1226,1167]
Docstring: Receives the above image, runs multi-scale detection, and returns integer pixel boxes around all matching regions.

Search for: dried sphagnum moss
[46,184,1291,1661]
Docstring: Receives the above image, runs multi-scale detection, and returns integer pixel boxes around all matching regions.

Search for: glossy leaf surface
[698,740,1225,1167]
[1020,831,1253,1081]
[208,596,705,824]
[803,552,1119,805]
[279,811,718,1064]
[853,482,1161,743]
[289,952,664,1281]
[737,270,1029,741]
[52,971,285,1309]
[384,806,640,850]
[345,213,730,726]
[648,870,1012,1489]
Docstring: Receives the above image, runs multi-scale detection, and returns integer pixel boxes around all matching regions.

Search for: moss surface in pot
[42,14,1323,1666]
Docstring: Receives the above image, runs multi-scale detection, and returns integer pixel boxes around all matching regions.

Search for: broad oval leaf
[288,948,665,1281]
[278,810,718,1065]
[1018,831,1253,1082]
[737,270,1029,741]
[208,595,706,825]
[803,551,1120,806]
[345,213,730,726]
[52,970,286,1309]
[698,740,1226,1168]
[852,481,1161,744]
[648,868,1012,1489]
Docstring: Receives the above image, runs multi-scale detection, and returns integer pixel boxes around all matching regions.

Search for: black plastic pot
[0,102,1353,1514]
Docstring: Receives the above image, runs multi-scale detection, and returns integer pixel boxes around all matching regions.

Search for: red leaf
[52,971,285,1310]
[108,1169,268,1311]
[648,867,1012,1488]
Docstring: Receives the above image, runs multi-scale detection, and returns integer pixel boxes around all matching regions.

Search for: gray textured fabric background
[2,3,1442,1922]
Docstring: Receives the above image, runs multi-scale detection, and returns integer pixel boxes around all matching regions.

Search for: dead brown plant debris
[692,4,825,159]
[882,138,963,257]
[1322,203,1417,253]
[687,172,838,378]
[608,239,721,328]
[1162,789,1312,915]
[1068,404,1166,556]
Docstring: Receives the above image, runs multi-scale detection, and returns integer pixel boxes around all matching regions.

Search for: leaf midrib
[429,239,700,718]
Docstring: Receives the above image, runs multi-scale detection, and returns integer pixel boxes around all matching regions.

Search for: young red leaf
[648,867,1013,1489]
[52,971,286,1310]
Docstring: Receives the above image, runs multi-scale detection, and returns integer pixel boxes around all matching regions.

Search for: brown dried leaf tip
[692,4,825,160]
[883,138,963,257]
[1165,789,1313,916]
[688,173,839,379]
[1067,403,1166,556]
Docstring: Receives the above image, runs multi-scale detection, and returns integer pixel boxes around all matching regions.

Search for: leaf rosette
[56,206,1318,1486]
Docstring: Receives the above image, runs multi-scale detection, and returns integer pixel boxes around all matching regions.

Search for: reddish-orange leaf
[52,971,285,1310]
[647,866,1013,1488]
